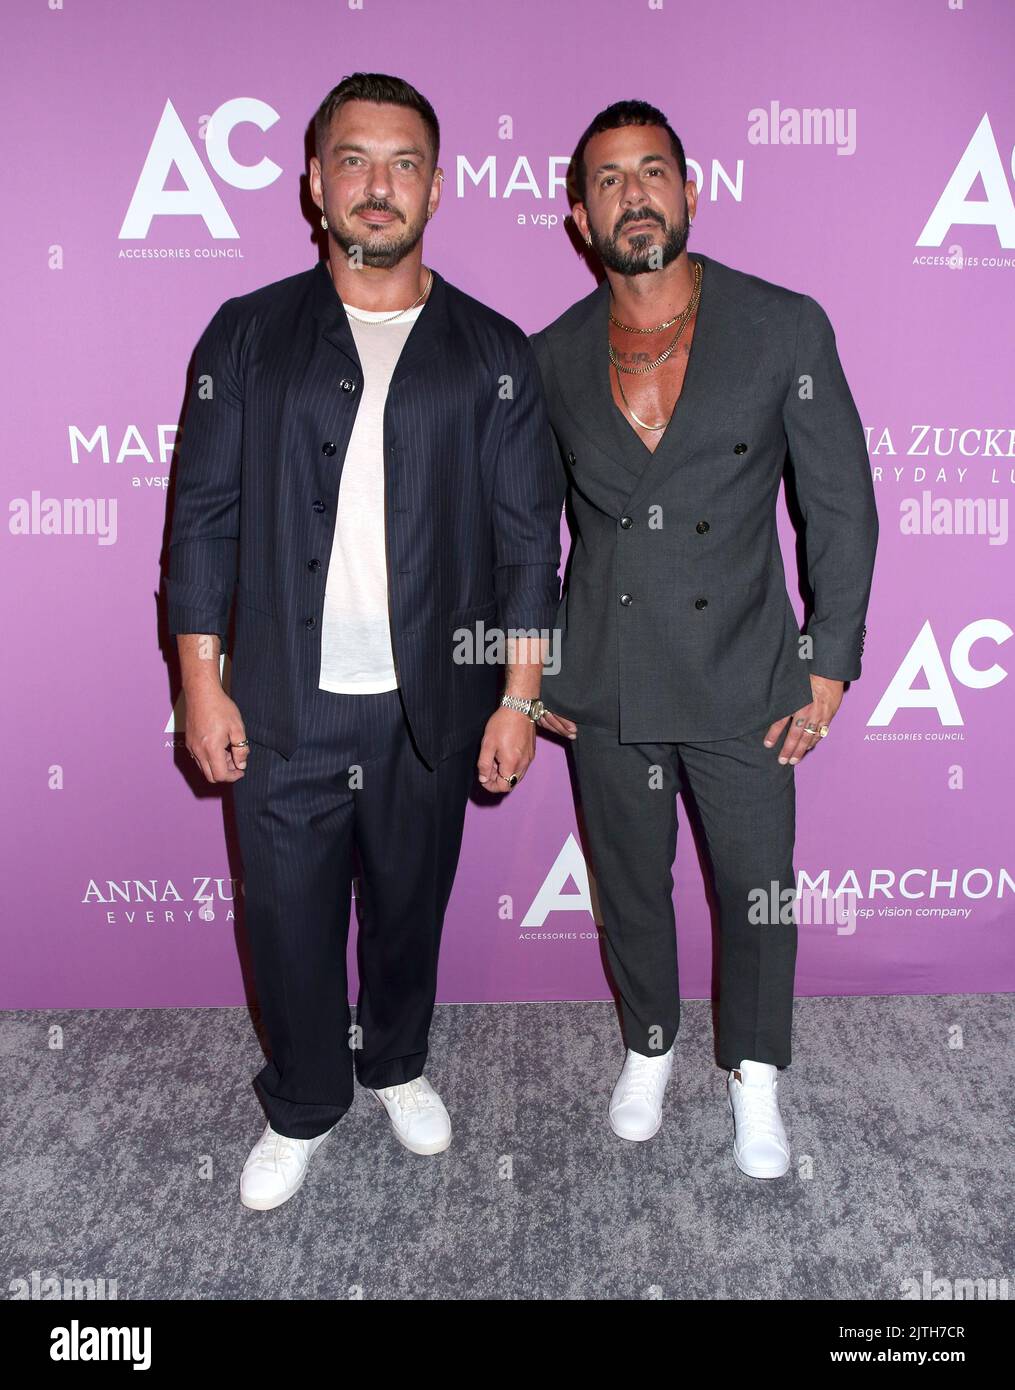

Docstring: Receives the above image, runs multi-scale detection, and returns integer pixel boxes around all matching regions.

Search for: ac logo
[521,834,595,927]
[917,113,1015,248]
[868,618,1011,726]
[119,98,282,240]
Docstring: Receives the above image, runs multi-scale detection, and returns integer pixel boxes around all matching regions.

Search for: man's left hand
[477,707,536,792]
[763,675,845,765]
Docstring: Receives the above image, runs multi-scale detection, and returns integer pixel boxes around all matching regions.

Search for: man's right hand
[184,686,249,783]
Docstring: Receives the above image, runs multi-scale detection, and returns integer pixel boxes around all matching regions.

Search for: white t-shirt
[318,303,423,693]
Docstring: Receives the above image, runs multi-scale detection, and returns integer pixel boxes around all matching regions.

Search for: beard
[324,198,426,269]
[589,196,690,275]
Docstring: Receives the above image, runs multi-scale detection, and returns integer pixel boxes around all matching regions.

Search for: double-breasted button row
[617,516,710,533]
[619,592,709,610]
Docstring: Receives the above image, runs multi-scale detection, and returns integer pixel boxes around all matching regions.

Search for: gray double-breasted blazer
[530,249,879,741]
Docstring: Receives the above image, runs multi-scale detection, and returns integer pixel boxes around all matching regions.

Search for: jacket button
[620,516,633,529]
[339,378,356,393]
[734,442,748,454]
[313,500,326,513]
[567,450,576,464]
[307,558,321,571]
[695,520,710,534]
[619,593,633,606]
[694,597,708,610]
[304,616,317,629]
[322,442,337,456]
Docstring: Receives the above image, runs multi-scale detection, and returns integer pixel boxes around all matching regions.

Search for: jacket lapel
[550,278,646,489]
[310,256,451,386]
[311,256,360,370]
[389,268,451,385]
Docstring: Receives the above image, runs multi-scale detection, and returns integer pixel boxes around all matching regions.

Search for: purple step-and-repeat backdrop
[3,0,1013,1008]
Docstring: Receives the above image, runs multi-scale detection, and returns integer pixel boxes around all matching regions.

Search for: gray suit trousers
[570,718,798,1069]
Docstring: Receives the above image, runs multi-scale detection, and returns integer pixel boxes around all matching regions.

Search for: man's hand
[764,675,845,765]
[477,707,536,793]
[185,685,249,783]
[538,708,577,740]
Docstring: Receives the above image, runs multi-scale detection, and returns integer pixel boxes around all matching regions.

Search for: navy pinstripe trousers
[231,683,478,1139]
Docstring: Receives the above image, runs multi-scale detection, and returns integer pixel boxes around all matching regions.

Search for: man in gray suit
[532,101,878,1178]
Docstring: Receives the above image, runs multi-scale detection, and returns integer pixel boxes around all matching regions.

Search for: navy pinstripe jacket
[164,260,562,767]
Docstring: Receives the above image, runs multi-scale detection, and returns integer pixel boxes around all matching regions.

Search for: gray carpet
[2,996,1011,1300]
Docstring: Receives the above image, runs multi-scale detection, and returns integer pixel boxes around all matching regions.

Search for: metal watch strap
[500,695,534,717]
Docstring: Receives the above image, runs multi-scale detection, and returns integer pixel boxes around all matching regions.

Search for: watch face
[530,700,546,721]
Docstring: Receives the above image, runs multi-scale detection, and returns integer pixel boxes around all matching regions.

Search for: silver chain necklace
[343,268,433,323]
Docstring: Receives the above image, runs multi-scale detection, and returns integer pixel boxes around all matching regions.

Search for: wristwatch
[500,695,546,723]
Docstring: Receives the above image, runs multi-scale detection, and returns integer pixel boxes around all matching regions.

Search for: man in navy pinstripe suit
[165,74,562,1210]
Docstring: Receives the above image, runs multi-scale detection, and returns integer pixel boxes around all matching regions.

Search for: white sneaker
[608,1046,674,1141]
[239,1121,335,1210]
[372,1076,451,1155]
[727,1059,791,1178]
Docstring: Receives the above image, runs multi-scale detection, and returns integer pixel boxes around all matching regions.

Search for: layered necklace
[608,259,703,431]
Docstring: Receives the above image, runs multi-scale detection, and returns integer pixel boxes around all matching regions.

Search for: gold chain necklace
[615,370,669,431]
[610,307,684,333]
[608,260,702,374]
[609,264,699,333]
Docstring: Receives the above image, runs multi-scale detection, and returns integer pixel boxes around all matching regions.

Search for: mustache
[614,208,666,234]
[352,199,404,221]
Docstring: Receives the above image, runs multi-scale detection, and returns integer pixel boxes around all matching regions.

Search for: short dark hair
[313,72,440,167]
[572,100,687,203]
